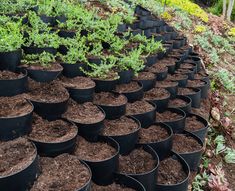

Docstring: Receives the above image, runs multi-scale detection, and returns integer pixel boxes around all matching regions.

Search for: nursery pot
[172,75,188,87]
[0,69,28,96]
[0,144,39,191]
[173,131,204,171]
[185,56,202,72]
[146,54,158,67]
[28,120,78,157]
[156,108,186,133]
[129,101,156,128]
[118,145,159,191]
[66,85,95,104]
[93,78,118,93]
[155,152,190,191]
[101,116,141,155]
[118,69,134,84]
[27,65,63,83]
[155,81,179,98]
[23,46,57,55]
[134,77,156,92]
[39,15,55,26]
[29,98,69,121]
[117,23,127,33]
[155,69,168,81]
[176,68,195,80]
[68,107,105,141]
[179,87,201,108]
[80,136,119,185]
[147,93,170,112]
[0,49,22,71]
[185,113,209,142]
[139,122,173,161]
[187,80,209,99]
[168,95,192,114]
[96,93,127,120]
[180,62,197,74]
[60,62,86,78]
[58,30,76,38]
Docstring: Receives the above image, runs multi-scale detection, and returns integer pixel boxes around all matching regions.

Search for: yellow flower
[194,25,207,33]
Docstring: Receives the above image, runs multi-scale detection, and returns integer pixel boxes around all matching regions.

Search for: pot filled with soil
[187,80,209,99]
[156,108,186,133]
[74,136,119,185]
[101,116,140,155]
[118,69,134,84]
[184,113,208,142]
[60,62,87,78]
[167,73,188,87]
[168,95,192,114]
[155,80,179,98]
[0,95,33,141]
[61,76,96,103]
[0,49,22,71]
[172,133,203,171]
[156,153,190,191]
[26,80,69,120]
[177,87,201,108]
[175,68,195,80]
[158,58,177,74]
[138,122,173,160]
[93,92,127,119]
[184,56,202,71]
[146,64,168,81]
[118,145,159,191]
[145,54,158,67]
[144,88,170,111]
[126,100,156,128]
[93,73,118,92]
[91,173,145,191]
[133,71,156,91]
[28,114,78,157]
[194,71,210,84]
[0,70,28,96]
[180,62,197,73]
[63,100,105,141]
[114,81,144,102]
[0,138,38,191]
[31,154,91,191]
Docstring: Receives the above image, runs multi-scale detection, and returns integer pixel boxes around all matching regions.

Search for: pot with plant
[133,71,156,91]
[26,80,69,120]
[0,138,39,191]
[63,100,105,141]
[93,92,127,120]
[177,87,201,108]
[0,20,23,71]
[21,51,63,82]
[0,69,28,96]
[0,95,33,141]
[37,2,56,26]
[75,136,119,185]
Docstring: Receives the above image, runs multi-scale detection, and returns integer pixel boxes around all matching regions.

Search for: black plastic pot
[0,144,39,191]
[29,98,69,120]
[0,49,22,71]
[171,75,188,87]
[139,20,154,29]
[66,85,95,104]
[189,52,199,57]
[146,54,158,67]
[66,105,105,141]
[28,120,78,157]
[113,174,146,191]
[139,122,173,160]
[187,80,209,99]
[185,113,208,142]
[178,87,201,108]
[101,116,141,155]
[134,77,156,92]
[80,136,119,185]
[93,78,118,93]
[58,30,76,38]
[60,62,86,78]
[27,65,63,83]
[0,69,28,96]
[155,69,168,81]
[172,40,182,49]
[118,70,134,84]
[180,62,197,73]
[96,93,127,120]
[130,29,143,36]
[23,46,57,55]
[129,101,156,128]
[118,145,159,191]
[146,92,171,112]
[168,95,192,114]
[156,108,186,133]
[173,131,204,171]
[176,68,195,80]
[117,23,127,33]
[55,15,67,24]
[155,152,190,191]
[40,15,55,26]
[0,102,33,141]
[185,56,202,72]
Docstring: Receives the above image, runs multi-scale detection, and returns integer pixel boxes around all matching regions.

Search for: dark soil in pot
[144,88,170,111]
[126,100,156,128]
[167,74,188,87]
[92,182,135,191]
[133,71,156,91]
[175,68,194,80]
[115,81,144,102]
[0,95,33,140]
[193,71,210,84]
[187,80,208,99]
[25,63,63,82]
[156,108,186,133]
[157,157,187,185]
[168,95,192,114]
[61,76,95,103]
[180,63,197,73]
[0,70,28,96]
[93,92,127,119]
[101,116,140,154]
[0,138,38,191]
[31,154,91,191]
[177,87,201,108]
[155,80,178,98]
[146,64,168,81]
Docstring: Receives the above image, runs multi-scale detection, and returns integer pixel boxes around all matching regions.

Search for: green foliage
[26,11,50,32]
[141,37,165,55]
[214,135,226,155]
[172,10,193,30]
[224,148,235,164]
[192,171,209,191]
[0,20,24,52]
[217,69,235,93]
[194,25,207,33]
